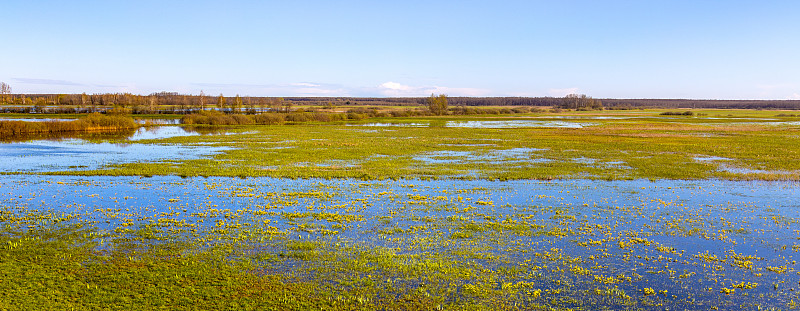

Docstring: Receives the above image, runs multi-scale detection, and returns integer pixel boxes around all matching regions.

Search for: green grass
[3,109,800,309]
[43,110,799,181]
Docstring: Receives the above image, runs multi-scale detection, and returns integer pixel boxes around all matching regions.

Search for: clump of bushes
[659,111,695,116]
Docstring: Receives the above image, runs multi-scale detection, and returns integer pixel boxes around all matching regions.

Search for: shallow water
[0,124,238,172]
[347,122,428,127]
[1,176,798,308]
[413,148,548,164]
[127,126,199,141]
[134,118,182,125]
[0,139,230,172]
[0,117,78,122]
[351,120,596,128]
[445,120,595,128]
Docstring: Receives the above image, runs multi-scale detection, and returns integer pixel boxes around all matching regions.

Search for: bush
[390,110,409,117]
[254,114,285,125]
[512,107,531,113]
[659,111,694,116]
[346,113,367,120]
[285,113,311,122]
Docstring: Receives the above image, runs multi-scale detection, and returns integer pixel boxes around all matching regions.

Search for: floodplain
[2,109,800,310]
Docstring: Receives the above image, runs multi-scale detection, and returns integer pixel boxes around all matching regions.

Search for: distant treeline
[2,92,799,112]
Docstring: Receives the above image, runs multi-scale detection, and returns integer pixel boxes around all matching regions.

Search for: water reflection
[0,138,230,173]
[0,125,231,173]
[350,120,596,128]
[134,118,182,125]
[445,120,595,128]
[128,126,199,141]
[413,148,548,164]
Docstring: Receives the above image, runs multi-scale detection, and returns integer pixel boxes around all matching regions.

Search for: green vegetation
[660,111,695,116]
[427,93,449,115]
[1,177,798,309]
[557,93,603,110]
[40,109,798,181]
[2,108,800,309]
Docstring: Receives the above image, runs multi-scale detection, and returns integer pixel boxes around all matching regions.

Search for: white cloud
[790,93,800,100]
[379,81,413,91]
[378,81,490,97]
[548,87,579,97]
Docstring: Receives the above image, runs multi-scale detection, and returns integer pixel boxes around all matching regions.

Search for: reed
[0,113,136,138]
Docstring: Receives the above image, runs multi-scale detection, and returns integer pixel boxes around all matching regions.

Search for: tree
[0,82,11,104]
[246,96,255,114]
[147,95,156,113]
[427,93,448,115]
[270,98,284,113]
[80,92,88,110]
[179,95,188,113]
[258,97,268,113]
[282,99,293,113]
[217,94,226,112]
[558,94,603,110]
[198,90,206,111]
[232,94,243,113]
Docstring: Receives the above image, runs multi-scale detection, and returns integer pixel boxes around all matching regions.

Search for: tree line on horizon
[1,82,799,112]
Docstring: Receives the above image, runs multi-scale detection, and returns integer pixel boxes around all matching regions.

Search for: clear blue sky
[1,1,798,99]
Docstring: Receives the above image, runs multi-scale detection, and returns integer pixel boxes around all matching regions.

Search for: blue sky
[1,1,798,99]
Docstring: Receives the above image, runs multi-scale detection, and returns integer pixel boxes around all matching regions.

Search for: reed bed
[0,113,136,137]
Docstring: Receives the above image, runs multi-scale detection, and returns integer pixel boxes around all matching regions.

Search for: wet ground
[1,175,798,309]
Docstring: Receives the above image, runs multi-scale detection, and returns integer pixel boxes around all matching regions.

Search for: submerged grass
[45,109,799,181]
[2,176,799,310]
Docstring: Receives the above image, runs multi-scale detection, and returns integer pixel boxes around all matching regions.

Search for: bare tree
[199,90,206,111]
[559,94,603,110]
[0,82,11,103]
[217,94,226,112]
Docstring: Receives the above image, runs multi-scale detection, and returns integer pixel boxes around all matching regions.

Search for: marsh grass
[0,113,137,139]
[4,176,799,309]
[51,110,798,181]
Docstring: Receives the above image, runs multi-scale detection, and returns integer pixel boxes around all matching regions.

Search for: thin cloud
[190,82,351,96]
[756,83,800,100]
[14,78,84,86]
[378,81,490,97]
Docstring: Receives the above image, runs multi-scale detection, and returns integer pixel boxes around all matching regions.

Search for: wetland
[2,109,800,310]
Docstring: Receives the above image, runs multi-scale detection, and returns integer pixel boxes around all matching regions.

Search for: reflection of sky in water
[0,118,78,122]
[413,148,548,164]
[134,119,182,125]
[0,138,229,172]
[445,120,594,128]
[2,175,799,306]
[128,126,199,141]
[347,122,428,127]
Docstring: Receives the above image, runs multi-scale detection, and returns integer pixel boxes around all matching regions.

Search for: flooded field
[2,111,800,309]
[0,126,229,173]
[2,175,799,309]
[349,120,595,128]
